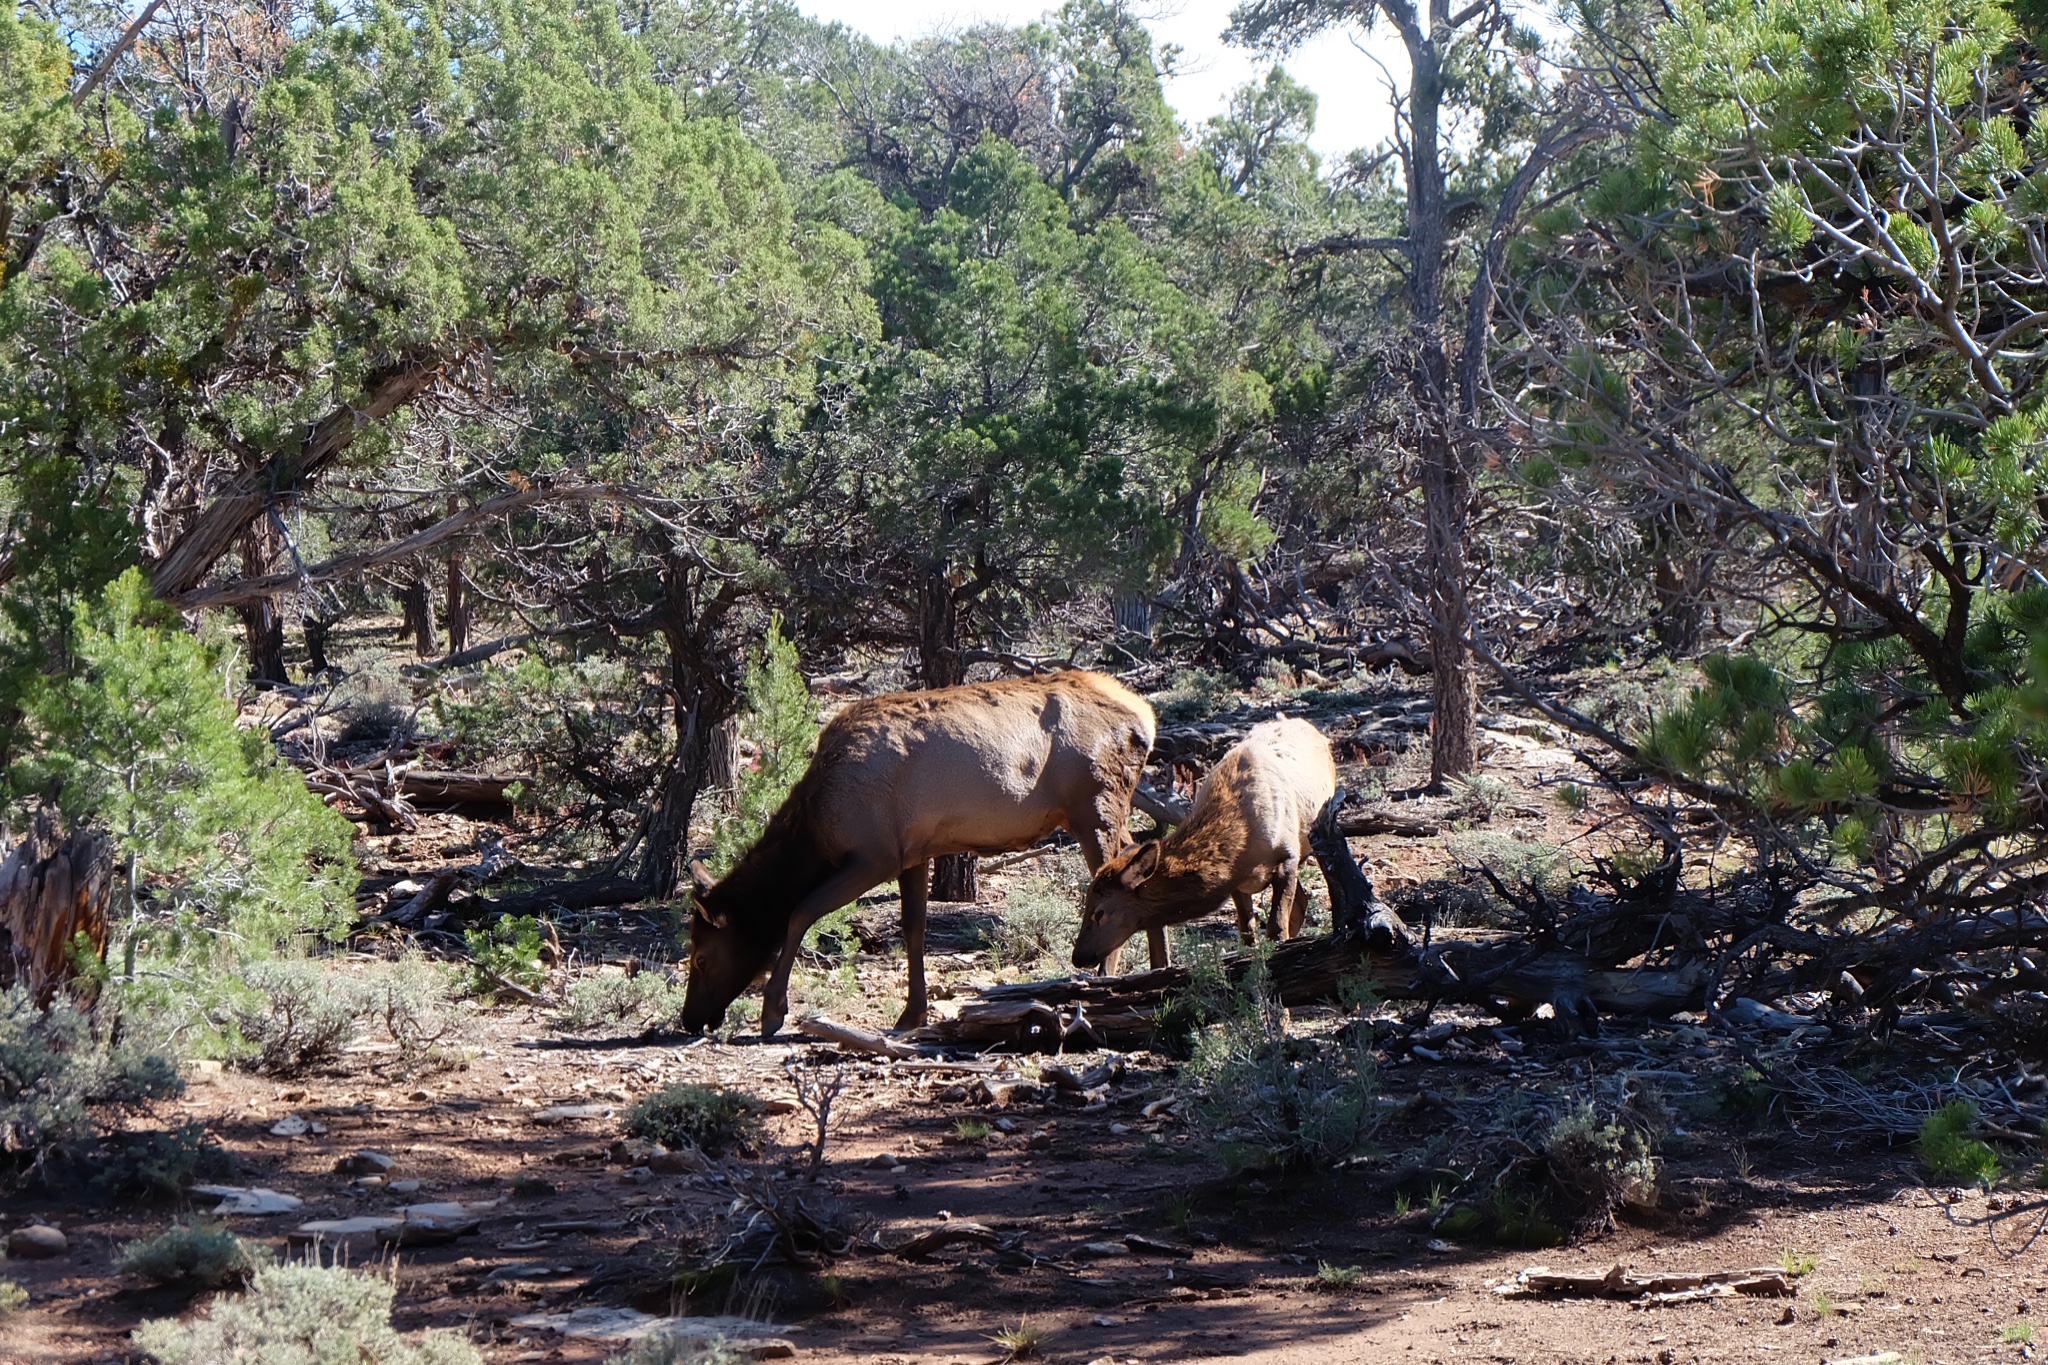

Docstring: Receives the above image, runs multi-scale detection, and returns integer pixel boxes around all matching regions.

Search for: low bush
[119,1223,261,1287]
[605,1335,744,1365]
[560,972,679,1031]
[92,1121,231,1202]
[992,880,1079,969]
[234,960,366,1075]
[0,1279,25,1316]
[1541,1093,1665,1226]
[0,985,182,1176]
[1150,668,1235,726]
[624,1085,766,1157]
[1183,954,1377,1169]
[132,1260,484,1364]
[361,954,463,1076]
[464,915,548,994]
[1920,1101,2002,1187]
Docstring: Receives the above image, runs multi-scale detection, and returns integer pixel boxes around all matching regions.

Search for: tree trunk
[636,553,743,898]
[445,496,470,657]
[1397,12,1476,787]
[304,613,335,674]
[708,715,743,811]
[238,524,289,685]
[918,558,977,903]
[397,577,439,658]
[0,816,114,1007]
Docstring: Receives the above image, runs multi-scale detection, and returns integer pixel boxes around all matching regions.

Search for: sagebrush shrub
[993,880,1080,968]
[361,954,462,1076]
[0,986,181,1172]
[0,1279,25,1315]
[624,1084,765,1156]
[132,1261,483,1364]
[1184,956,1377,1169]
[92,1121,231,1202]
[234,960,365,1075]
[463,915,547,994]
[119,1223,260,1287]
[1543,1100,1662,1222]
[561,973,678,1031]
[605,1335,744,1365]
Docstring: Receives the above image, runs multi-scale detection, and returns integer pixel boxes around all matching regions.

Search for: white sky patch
[794,0,1413,165]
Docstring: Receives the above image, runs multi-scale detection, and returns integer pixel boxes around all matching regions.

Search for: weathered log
[1309,791,1383,937]
[795,1014,917,1059]
[472,875,645,918]
[397,771,521,809]
[914,926,1710,1050]
[0,817,114,1005]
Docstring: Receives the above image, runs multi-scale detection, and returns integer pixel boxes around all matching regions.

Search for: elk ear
[1120,840,1162,887]
[689,860,717,897]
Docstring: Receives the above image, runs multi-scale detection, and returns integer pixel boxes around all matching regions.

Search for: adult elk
[681,671,1156,1037]
[1070,717,1335,971]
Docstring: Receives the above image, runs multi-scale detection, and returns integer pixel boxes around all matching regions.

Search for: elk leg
[1146,927,1169,969]
[1269,861,1301,939]
[1287,878,1309,938]
[896,860,930,1031]
[1232,892,1257,946]
[759,857,895,1038]
[1070,821,1114,873]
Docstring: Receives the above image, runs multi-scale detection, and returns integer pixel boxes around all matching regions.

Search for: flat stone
[334,1150,397,1175]
[532,1104,612,1125]
[1077,1241,1130,1258]
[293,1216,402,1245]
[7,1225,67,1258]
[269,1115,310,1137]
[193,1185,303,1216]
[511,1309,795,1349]
[387,1179,422,1195]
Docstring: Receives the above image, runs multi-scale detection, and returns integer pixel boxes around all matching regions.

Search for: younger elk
[1070,717,1335,971]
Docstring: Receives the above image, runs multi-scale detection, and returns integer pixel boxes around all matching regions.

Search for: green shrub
[605,1335,744,1365]
[1184,954,1377,1169]
[560,972,679,1031]
[624,1084,765,1156]
[0,1278,25,1315]
[1446,773,1512,823]
[119,1223,261,1287]
[361,954,462,1076]
[234,960,366,1075]
[1150,668,1235,726]
[0,985,181,1174]
[1919,1101,2002,1186]
[711,617,819,874]
[1543,1101,1662,1222]
[464,915,547,994]
[93,1121,231,1202]
[10,570,356,965]
[132,1261,483,1364]
[993,879,1080,968]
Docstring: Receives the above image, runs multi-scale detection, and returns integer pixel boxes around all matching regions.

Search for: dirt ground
[4,680,2046,1365]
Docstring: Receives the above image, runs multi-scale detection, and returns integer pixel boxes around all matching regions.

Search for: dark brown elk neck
[1134,798,1246,921]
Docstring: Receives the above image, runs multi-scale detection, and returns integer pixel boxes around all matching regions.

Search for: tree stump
[0,817,114,1005]
[932,853,977,903]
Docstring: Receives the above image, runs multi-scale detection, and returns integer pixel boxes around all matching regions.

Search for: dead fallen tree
[912,926,1713,1051]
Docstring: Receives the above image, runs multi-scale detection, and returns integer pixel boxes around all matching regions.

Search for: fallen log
[890,1222,1014,1260]
[473,875,645,917]
[398,771,522,809]
[795,1014,918,1059]
[913,926,1710,1051]
[1496,1264,1793,1301]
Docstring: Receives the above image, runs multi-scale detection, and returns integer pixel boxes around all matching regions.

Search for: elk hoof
[893,1005,927,1031]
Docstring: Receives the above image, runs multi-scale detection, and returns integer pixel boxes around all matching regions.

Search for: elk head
[1070,838,1163,970]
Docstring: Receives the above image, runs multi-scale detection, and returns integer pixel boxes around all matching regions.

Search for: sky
[793,0,1409,166]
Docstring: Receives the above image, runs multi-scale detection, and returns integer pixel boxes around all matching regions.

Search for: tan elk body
[1070,717,1335,969]
[681,671,1156,1037]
